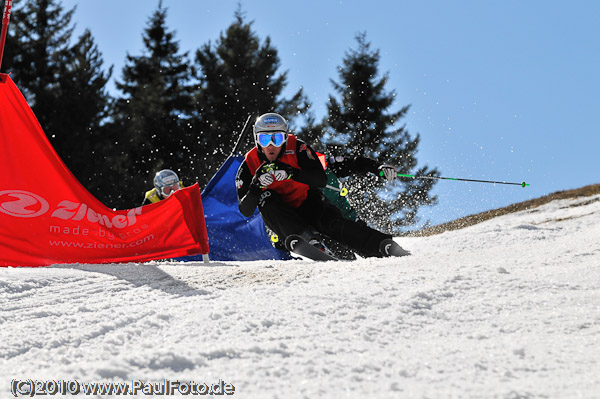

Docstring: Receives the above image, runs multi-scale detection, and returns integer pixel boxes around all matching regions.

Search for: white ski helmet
[253,113,289,148]
[153,169,181,199]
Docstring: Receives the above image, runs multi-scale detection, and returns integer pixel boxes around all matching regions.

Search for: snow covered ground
[1,194,599,398]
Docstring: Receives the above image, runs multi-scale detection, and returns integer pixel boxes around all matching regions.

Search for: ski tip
[285,235,339,262]
[379,239,411,257]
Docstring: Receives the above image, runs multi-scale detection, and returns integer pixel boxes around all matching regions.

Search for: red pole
[0,0,13,76]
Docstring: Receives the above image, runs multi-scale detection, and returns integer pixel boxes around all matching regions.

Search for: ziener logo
[0,190,50,218]
[1,190,142,229]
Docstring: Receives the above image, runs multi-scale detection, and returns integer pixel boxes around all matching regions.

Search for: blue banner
[184,155,291,262]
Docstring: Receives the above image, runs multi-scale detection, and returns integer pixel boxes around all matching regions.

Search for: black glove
[244,163,267,193]
[248,173,264,194]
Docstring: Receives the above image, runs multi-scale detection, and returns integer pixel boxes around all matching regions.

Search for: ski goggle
[256,132,286,147]
[160,182,181,198]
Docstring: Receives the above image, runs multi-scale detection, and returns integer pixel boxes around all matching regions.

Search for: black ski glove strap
[248,174,263,195]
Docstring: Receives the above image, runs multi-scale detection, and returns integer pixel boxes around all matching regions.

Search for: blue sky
[58,0,599,227]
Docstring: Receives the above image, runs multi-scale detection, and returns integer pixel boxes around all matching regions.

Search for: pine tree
[110,1,195,207]
[2,0,113,199]
[193,6,309,185]
[55,29,113,195]
[0,0,14,71]
[323,33,439,233]
[1,0,74,118]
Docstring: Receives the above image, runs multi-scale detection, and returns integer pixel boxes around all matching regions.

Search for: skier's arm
[328,156,381,177]
[276,142,327,188]
[236,162,262,217]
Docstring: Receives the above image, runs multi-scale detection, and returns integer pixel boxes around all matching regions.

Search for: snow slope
[1,194,599,398]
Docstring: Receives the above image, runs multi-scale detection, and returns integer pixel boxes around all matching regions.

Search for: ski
[379,238,411,257]
[285,235,339,261]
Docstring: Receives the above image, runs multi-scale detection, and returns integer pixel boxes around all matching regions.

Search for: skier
[235,112,409,260]
[142,169,184,205]
[265,155,399,259]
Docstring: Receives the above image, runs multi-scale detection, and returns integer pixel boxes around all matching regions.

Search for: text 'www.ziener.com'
[10,379,235,397]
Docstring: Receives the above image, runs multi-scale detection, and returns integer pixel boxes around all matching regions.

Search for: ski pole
[325,184,349,196]
[0,0,13,74]
[382,171,530,187]
[229,114,253,158]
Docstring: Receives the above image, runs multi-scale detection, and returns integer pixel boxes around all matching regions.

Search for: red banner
[0,75,209,266]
